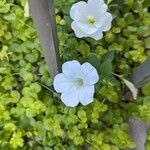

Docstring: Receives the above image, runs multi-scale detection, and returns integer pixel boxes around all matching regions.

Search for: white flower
[53,60,99,107]
[70,0,113,40]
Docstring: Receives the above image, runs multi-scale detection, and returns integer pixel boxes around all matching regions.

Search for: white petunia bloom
[53,60,99,107]
[70,0,113,40]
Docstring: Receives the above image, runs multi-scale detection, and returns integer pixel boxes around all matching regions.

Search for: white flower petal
[78,22,101,35]
[70,1,87,21]
[72,21,103,39]
[53,73,74,93]
[81,62,99,85]
[88,0,105,5]
[90,30,103,40]
[71,22,85,38]
[61,90,79,107]
[78,85,94,105]
[102,12,113,31]
[87,0,108,14]
[62,60,81,77]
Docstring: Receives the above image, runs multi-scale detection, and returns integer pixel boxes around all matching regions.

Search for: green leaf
[4,14,16,21]
[77,110,86,120]
[19,115,35,129]
[146,141,150,150]
[101,51,114,63]
[99,86,119,103]
[64,16,72,26]
[144,37,150,49]
[142,82,150,96]
[87,54,101,73]
[25,51,39,63]
[10,90,20,103]
[137,26,150,37]
[62,5,71,15]
[100,60,113,77]
[30,83,41,93]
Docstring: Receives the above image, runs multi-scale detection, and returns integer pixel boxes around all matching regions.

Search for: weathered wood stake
[28,0,61,78]
[131,58,150,88]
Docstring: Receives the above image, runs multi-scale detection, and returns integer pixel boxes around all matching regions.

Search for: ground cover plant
[0,0,150,149]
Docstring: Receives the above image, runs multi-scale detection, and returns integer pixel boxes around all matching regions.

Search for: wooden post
[28,0,61,78]
[126,57,150,150]
[131,58,150,88]
[126,118,149,150]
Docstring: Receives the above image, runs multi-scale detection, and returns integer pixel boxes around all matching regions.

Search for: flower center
[87,16,96,25]
[75,78,84,87]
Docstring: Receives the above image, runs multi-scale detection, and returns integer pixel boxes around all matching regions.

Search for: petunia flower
[70,0,113,40]
[53,60,99,107]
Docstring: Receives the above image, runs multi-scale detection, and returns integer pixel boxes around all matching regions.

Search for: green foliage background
[0,0,150,149]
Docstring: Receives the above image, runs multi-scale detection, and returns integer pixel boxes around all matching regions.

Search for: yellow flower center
[75,78,84,86]
[87,16,96,25]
